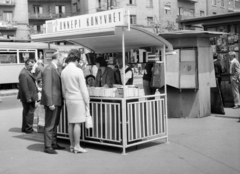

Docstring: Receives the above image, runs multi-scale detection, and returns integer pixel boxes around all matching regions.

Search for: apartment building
[1,0,238,41]
[71,0,231,33]
[206,0,240,15]
[28,0,72,35]
[0,0,29,40]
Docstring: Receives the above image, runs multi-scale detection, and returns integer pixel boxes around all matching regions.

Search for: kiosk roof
[31,26,173,53]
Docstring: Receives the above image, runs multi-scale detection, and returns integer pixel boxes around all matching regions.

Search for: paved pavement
[0,107,239,174]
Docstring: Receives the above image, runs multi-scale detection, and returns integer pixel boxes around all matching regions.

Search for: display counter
[57,94,167,153]
[31,8,172,154]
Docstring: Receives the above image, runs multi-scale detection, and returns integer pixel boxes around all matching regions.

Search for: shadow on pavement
[8,127,22,133]
[215,115,239,119]
[127,140,166,153]
[27,143,44,152]
[12,133,43,143]
[77,140,165,154]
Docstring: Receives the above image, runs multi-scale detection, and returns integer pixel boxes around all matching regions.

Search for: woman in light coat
[61,49,89,153]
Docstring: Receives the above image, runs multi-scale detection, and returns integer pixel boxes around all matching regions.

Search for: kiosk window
[180,49,197,89]
[0,53,17,64]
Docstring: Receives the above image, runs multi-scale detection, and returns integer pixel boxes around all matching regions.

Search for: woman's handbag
[150,63,164,88]
[85,107,93,129]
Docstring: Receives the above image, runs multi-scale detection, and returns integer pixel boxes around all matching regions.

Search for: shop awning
[31,26,173,53]
[159,30,226,39]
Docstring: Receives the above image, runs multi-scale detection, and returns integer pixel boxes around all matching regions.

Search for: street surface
[0,74,240,174]
[0,94,240,174]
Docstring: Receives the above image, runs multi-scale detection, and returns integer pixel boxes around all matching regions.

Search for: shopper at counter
[18,58,38,133]
[41,52,65,154]
[61,49,89,153]
[94,57,114,88]
[229,51,240,109]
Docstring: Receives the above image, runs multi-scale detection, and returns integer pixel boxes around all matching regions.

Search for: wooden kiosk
[31,8,173,154]
[160,30,223,118]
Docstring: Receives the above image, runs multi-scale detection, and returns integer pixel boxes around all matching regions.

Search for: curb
[0,90,18,97]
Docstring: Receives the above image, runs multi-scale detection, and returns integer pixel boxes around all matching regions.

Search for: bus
[0,41,58,89]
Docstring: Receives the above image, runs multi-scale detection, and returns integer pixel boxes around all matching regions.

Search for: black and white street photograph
[0,0,240,174]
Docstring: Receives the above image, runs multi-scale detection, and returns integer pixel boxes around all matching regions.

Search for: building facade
[0,0,29,40]
[71,0,239,33]
[28,0,72,35]
[1,0,239,40]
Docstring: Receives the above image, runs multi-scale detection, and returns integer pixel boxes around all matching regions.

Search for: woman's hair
[95,56,107,67]
[67,49,81,63]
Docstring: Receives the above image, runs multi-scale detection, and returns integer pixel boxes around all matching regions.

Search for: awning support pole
[121,27,127,155]
[163,45,169,144]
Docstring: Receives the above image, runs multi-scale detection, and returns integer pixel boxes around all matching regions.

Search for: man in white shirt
[229,51,240,109]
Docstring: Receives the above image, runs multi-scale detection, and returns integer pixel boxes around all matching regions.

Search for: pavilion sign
[45,8,126,34]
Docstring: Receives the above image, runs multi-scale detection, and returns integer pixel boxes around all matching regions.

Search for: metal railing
[0,21,17,29]
[0,0,15,5]
[29,13,68,20]
[127,99,166,142]
[57,97,168,152]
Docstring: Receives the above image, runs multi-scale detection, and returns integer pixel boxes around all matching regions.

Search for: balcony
[176,14,196,22]
[0,0,15,6]
[0,21,17,30]
[228,1,240,12]
[96,6,108,12]
[29,13,68,20]
[178,0,198,3]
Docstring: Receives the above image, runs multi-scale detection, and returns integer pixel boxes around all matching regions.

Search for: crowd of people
[18,49,152,154]
[21,48,240,154]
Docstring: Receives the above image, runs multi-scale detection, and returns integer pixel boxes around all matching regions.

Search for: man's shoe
[25,129,34,134]
[232,105,240,109]
[52,144,66,150]
[44,148,57,154]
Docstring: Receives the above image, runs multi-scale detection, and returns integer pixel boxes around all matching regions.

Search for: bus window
[19,52,36,63]
[0,53,17,64]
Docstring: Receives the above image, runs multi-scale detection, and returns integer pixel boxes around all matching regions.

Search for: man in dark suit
[41,52,65,154]
[17,58,38,133]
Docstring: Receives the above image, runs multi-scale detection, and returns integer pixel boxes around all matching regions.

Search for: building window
[147,0,153,7]
[212,0,217,6]
[98,0,108,10]
[130,15,136,24]
[3,11,13,21]
[164,5,171,14]
[200,10,205,16]
[55,5,65,14]
[189,9,194,17]
[236,0,240,9]
[213,12,217,15]
[109,0,116,7]
[98,0,101,8]
[129,0,136,5]
[0,53,17,64]
[221,0,224,7]
[33,5,43,14]
[73,3,78,13]
[147,17,153,26]
[179,7,183,15]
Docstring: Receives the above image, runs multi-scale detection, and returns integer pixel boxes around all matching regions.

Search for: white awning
[31,26,173,53]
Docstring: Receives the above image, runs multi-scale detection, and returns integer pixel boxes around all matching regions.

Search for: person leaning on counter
[94,57,114,88]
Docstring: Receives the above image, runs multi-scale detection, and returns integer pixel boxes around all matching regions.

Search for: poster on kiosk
[31,8,171,154]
